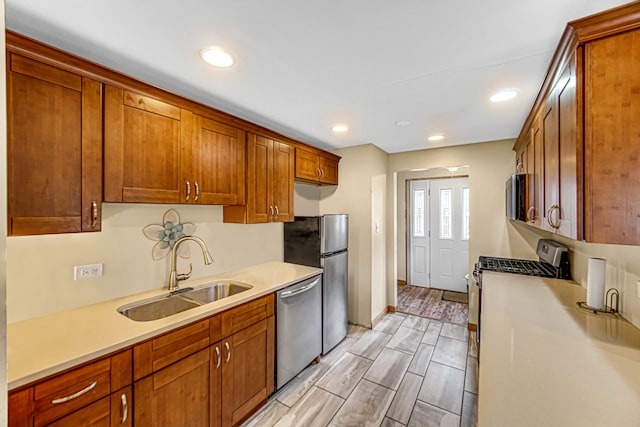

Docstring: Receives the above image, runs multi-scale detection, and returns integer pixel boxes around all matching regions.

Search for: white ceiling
[5,0,632,153]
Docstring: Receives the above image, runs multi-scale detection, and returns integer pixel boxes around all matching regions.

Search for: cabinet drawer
[133,318,211,380]
[28,350,131,427]
[221,294,274,338]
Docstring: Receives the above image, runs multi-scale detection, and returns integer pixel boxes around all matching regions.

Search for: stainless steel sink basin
[182,281,253,305]
[117,280,253,321]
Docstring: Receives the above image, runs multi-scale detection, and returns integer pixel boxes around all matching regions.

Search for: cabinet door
[295,148,321,182]
[134,347,212,427]
[183,112,246,205]
[531,114,544,228]
[246,134,272,224]
[7,53,102,236]
[272,141,295,222]
[557,57,579,240]
[319,155,339,185]
[221,317,275,427]
[542,96,559,232]
[210,342,223,427]
[585,29,640,244]
[104,86,182,203]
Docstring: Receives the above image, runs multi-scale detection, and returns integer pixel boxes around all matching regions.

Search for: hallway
[397,283,469,326]
[244,312,478,427]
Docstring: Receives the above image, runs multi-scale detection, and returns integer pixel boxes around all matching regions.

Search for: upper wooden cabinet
[6,50,103,236]
[224,134,294,223]
[295,147,339,185]
[584,27,640,244]
[104,87,246,205]
[513,2,640,245]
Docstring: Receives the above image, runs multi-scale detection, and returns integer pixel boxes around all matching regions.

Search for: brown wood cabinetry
[513,2,640,244]
[8,350,132,426]
[104,87,246,205]
[224,134,294,223]
[6,50,103,236]
[132,294,274,427]
[295,147,339,185]
[584,27,640,244]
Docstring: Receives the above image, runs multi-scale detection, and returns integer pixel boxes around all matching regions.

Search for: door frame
[406,175,470,290]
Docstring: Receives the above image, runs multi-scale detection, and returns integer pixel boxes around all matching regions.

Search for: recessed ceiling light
[331,124,349,133]
[200,46,235,68]
[490,88,519,102]
[428,134,445,142]
[395,120,411,127]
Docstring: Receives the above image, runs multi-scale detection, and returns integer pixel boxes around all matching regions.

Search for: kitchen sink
[117,280,253,322]
[181,281,253,305]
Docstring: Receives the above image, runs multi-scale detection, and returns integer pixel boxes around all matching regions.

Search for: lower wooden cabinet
[48,387,132,427]
[221,317,275,426]
[134,348,214,427]
[9,295,275,427]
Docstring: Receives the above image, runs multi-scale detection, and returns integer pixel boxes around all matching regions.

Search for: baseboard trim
[372,306,398,328]
[467,323,477,332]
[397,280,407,286]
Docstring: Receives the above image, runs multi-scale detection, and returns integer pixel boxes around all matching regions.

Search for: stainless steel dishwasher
[276,274,322,390]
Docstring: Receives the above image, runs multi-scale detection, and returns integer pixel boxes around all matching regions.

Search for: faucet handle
[176,263,193,282]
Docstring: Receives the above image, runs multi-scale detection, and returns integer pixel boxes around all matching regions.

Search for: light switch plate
[74,263,103,280]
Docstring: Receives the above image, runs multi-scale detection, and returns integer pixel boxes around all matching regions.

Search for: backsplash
[6,203,283,323]
[509,221,640,330]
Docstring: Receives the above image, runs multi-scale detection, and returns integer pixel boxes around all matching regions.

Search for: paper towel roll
[586,257,606,309]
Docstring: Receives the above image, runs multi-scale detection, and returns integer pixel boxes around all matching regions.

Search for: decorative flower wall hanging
[143,209,197,260]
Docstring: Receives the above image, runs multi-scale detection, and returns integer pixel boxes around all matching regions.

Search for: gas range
[476,239,571,281]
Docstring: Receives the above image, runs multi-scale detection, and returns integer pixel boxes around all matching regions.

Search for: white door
[408,180,429,287]
[429,178,469,292]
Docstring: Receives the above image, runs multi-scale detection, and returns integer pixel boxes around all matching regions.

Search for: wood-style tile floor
[397,284,469,326]
[243,313,479,427]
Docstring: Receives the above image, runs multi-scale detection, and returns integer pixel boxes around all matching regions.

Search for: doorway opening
[399,176,469,325]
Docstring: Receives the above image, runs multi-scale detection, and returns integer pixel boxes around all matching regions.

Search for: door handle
[224,342,231,363]
[546,204,560,229]
[215,345,221,369]
[120,392,128,424]
[526,206,535,223]
[91,200,98,229]
[269,205,274,221]
[194,181,200,202]
[280,278,320,298]
[185,180,191,201]
[274,205,280,220]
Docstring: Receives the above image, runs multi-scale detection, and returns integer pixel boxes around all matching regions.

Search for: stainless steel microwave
[506,173,527,221]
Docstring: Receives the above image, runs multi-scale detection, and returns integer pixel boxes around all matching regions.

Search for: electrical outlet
[74,263,103,280]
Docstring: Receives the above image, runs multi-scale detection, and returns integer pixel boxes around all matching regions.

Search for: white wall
[510,221,640,329]
[318,144,388,327]
[1,1,8,421]
[387,139,516,324]
[293,183,320,216]
[6,204,283,323]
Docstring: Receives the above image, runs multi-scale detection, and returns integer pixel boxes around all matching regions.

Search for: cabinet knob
[194,180,200,202]
[185,180,191,201]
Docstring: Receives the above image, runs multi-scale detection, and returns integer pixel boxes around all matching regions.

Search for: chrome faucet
[168,236,214,292]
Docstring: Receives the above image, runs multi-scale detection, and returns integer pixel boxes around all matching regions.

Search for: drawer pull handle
[215,345,221,369]
[51,380,97,404]
[224,342,231,363]
[120,393,128,424]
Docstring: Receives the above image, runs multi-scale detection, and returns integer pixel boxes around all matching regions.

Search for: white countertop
[7,261,322,390]
[478,272,640,427]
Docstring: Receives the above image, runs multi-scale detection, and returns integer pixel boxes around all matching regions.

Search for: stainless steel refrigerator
[284,214,348,354]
